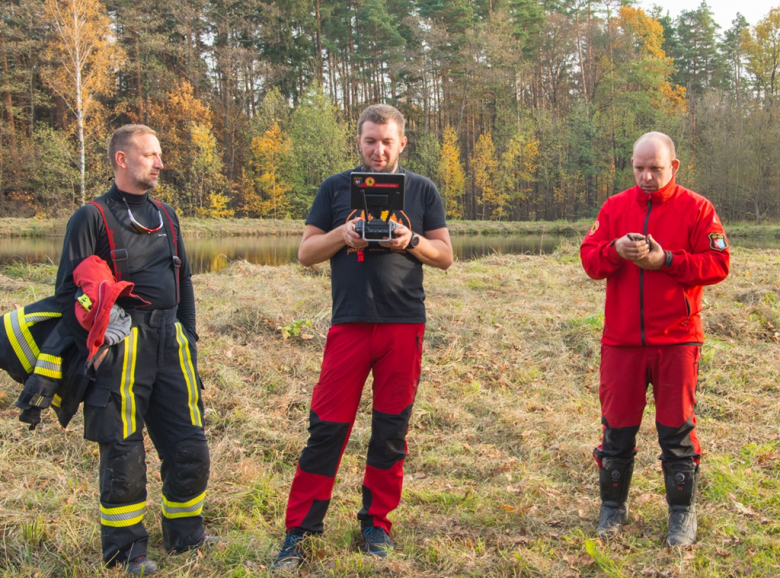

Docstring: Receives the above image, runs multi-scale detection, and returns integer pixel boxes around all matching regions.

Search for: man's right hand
[342,218,369,250]
[615,233,650,261]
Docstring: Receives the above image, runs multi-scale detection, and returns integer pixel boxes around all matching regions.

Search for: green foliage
[24,126,79,215]
[1,0,780,222]
[406,131,440,179]
[191,124,230,214]
[278,318,312,340]
[287,86,356,216]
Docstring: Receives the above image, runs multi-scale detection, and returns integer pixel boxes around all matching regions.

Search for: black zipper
[640,199,652,346]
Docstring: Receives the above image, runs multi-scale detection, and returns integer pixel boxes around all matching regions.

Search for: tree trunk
[1,29,17,151]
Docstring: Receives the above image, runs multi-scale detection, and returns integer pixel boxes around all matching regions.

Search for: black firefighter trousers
[82,307,210,566]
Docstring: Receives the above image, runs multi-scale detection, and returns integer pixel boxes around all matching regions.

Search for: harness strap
[89,197,181,304]
[88,200,131,283]
[153,200,180,304]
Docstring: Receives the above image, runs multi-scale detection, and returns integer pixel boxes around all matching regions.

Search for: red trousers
[284,323,424,534]
[595,344,701,465]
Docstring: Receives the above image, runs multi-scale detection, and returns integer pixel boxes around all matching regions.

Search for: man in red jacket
[580,132,729,546]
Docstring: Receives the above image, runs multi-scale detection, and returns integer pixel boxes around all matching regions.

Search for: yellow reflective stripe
[100,501,146,527]
[52,394,62,408]
[101,515,145,528]
[23,311,61,325]
[101,502,147,515]
[4,310,37,373]
[38,353,61,364]
[33,366,62,379]
[175,323,202,427]
[161,490,206,519]
[18,311,40,361]
[33,353,63,380]
[120,328,138,439]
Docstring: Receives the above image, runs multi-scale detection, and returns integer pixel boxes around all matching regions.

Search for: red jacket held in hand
[580,180,730,347]
[72,256,149,361]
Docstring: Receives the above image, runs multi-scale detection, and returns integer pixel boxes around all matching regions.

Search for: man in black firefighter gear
[55,125,212,574]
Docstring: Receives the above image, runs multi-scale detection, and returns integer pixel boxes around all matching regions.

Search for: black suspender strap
[89,199,132,283]
[89,197,181,304]
[153,200,181,304]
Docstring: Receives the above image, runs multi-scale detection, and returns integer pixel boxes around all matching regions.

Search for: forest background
[1,0,779,224]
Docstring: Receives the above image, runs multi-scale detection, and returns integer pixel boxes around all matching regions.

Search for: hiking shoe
[272,532,305,570]
[596,503,628,537]
[362,526,393,557]
[125,555,158,575]
[665,506,697,547]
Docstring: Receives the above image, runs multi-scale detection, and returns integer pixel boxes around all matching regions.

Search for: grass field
[0,244,779,577]
[0,216,779,240]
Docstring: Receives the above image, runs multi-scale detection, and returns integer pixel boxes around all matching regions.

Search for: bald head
[631,132,679,193]
[633,132,676,161]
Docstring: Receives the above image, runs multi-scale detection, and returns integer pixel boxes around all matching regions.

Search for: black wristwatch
[406,233,420,250]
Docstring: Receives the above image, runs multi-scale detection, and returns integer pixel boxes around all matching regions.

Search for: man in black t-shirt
[273,104,453,569]
[56,125,212,574]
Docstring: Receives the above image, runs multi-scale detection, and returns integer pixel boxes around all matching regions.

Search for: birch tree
[42,0,122,205]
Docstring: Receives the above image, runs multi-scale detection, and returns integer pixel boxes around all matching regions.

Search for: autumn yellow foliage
[249,122,293,219]
[437,126,465,219]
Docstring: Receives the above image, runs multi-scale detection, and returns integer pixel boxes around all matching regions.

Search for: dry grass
[2,216,779,240]
[1,244,779,577]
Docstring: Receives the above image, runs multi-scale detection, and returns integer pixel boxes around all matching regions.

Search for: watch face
[410,234,420,249]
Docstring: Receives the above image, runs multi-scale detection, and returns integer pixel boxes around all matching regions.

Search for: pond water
[0,234,777,275]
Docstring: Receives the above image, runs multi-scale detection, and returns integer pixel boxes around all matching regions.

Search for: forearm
[580,241,625,280]
[298,225,348,266]
[409,235,452,270]
[665,250,730,286]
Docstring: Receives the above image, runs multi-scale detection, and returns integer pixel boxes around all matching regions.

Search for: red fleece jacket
[72,256,149,361]
[580,181,730,347]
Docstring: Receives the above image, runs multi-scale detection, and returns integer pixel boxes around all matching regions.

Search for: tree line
[1,0,779,222]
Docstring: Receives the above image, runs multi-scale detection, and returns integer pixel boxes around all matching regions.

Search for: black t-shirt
[55,185,196,350]
[306,167,447,324]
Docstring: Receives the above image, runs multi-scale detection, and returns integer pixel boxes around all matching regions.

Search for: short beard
[360,158,399,174]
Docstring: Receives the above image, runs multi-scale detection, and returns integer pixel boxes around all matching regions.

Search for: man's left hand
[634,234,665,270]
[378,222,413,250]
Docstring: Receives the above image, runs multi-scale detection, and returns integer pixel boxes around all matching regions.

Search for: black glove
[19,407,42,431]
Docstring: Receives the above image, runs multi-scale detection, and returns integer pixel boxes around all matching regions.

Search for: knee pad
[100,441,147,504]
[596,418,640,463]
[367,406,412,470]
[171,436,210,496]
[299,410,351,477]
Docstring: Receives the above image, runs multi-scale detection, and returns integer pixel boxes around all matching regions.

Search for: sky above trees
[646,0,770,28]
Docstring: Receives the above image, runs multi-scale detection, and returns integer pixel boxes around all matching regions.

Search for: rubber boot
[596,457,634,537]
[663,461,699,547]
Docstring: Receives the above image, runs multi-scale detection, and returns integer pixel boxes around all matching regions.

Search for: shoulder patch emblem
[708,232,728,251]
[589,220,599,235]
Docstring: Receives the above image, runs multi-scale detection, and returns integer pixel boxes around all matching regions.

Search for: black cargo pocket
[82,345,125,443]
[83,347,117,408]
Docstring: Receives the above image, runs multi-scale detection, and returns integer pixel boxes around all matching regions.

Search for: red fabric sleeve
[665,201,730,287]
[580,202,625,280]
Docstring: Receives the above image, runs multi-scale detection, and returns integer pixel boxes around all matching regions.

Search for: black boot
[596,456,634,536]
[663,461,699,547]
